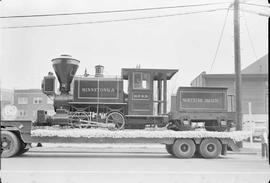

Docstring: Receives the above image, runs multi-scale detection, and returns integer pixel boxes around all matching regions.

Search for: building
[14,89,55,120]
[0,88,14,106]
[0,88,14,119]
[191,54,268,130]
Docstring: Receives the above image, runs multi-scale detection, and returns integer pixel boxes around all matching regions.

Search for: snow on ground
[31,128,251,142]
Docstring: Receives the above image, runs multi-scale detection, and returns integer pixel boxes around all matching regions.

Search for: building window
[18,97,28,104]
[133,72,150,89]
[33,97,42,104]
[18,110,27,117]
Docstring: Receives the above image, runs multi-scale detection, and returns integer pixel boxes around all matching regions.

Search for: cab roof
[121,68,178,80]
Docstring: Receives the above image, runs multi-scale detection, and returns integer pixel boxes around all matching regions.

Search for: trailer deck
[30,128,249,140]
[23,128,248,147]
[1,120,250,159]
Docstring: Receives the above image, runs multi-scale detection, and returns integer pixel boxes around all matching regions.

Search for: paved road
[1,145,269,183]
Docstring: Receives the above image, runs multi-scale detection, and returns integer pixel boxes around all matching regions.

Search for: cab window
[133,72,150,89]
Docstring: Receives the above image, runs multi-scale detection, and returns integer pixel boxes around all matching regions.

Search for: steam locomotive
[37,55,235,131]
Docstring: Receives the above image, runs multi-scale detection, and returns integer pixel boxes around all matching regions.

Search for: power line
[240,2,270,8]
[1,8,227,29]
[242,11,258,60]
[0,2,230,19]
[209,8,230,72]
[240,8,270,17]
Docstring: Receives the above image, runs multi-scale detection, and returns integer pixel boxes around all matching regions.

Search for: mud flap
[221,144,227,155]
[220,138,240,152]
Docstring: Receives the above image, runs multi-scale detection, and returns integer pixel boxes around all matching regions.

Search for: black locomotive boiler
[38,55,235,131]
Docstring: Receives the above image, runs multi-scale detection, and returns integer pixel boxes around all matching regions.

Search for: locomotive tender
[39,55,235,131]
[169,87,235,132]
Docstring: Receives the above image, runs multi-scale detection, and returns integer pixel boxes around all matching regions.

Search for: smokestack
[95,65,104,77]
[52,55,80,94]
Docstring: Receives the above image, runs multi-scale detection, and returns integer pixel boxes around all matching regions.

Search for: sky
[0,0,268,96]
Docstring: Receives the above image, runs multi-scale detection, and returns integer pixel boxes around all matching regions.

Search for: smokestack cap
[52,55,80,64]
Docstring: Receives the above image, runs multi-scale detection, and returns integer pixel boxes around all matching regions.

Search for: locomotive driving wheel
[105,111,125,130]
[71,111,91,128]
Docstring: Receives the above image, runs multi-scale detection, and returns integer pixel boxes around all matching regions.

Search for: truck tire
[1,131,21,158]
[172,139,196,158]
[199,138,222,158]
[165,144,174,156]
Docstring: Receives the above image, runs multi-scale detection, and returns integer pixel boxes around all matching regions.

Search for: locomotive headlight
[220,120,227,126]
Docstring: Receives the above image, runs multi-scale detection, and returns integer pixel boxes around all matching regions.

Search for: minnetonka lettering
[81,88,116,93]
[182,98,219,103]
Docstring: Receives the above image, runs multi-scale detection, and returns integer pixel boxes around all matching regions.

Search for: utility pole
[234,0,243,137]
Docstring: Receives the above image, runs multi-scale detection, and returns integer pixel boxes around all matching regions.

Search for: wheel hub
[180,144,189,152]
[2,142,8,147]
[207,144,215,152]
[1,137,11,150]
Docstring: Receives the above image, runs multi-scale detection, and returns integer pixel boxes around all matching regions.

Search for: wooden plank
[22,135,175,144]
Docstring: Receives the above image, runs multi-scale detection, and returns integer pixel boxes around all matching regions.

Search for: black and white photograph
[0,0,269,182]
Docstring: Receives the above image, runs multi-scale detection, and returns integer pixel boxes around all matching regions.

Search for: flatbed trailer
[1,120,249,159]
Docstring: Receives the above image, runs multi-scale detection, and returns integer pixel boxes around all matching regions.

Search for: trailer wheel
[199,138,222,158]
[1,131,21,158]
[165,144,174,156]
[172,139,196,158]
[106,111,125,130]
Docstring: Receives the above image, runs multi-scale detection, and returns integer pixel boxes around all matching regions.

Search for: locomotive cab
[122,68,178,128]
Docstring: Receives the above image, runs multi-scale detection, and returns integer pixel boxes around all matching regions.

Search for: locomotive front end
[39,55,80,126]
[52,55,80,94]
[51,55,80,111]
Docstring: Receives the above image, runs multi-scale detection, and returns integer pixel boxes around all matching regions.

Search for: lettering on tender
[182,98,219,103]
